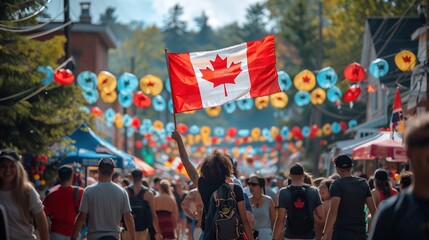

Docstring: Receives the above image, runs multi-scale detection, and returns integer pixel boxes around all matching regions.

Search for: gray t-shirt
[0,187,44,240]
[80,182,131,239]
[278,185,322,239]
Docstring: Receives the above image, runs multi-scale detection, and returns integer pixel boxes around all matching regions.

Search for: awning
[330,131,402,156]
[133,156,155,176]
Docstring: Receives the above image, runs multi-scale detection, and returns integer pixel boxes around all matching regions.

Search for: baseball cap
[58,165,73,181]
[289,163,304,175]
[334,155,353,169]
[131,169,143,179]
[98,157,115,168]
[0,148,20,162]
[374,168,388,181]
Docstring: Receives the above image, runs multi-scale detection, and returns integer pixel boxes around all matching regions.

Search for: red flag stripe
[247,35,280,97]
[167,53,203,113]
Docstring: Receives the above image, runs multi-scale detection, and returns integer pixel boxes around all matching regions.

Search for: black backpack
[286,185,314,235]
[127,186,152,231]
[205,183,243,240]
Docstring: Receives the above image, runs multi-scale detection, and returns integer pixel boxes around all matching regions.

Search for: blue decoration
[223,102,237,114]
[277,71,292,91]
[165,78,171,93]
[152,95,166,111]
[327,86,343,103]
[126,127,135,137]
[79,106,90,114]
[189,125,200,135]
[369,58,389,78]
[301,126,310,137]
[118,72,138,94]
[294,91,311,106]
[236,99,254,111]
[317,67,338,89]
[118,92,133,108]
[280,126,290,138]
[348,119,358,128]
[81,89,99,104]
[331,122,342,134]
[165,122,175,134]
[123,114,132,127]
[105,108,116,122]
[37,66,54,86]
[214,127,225,137]
[77,71,97,91]
[283,142,289,150]
[168,100,173,113]
[238,129,250,137]
[262,128,271,139]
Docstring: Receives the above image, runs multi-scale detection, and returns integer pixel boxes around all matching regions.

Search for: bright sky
[45,0,265,29]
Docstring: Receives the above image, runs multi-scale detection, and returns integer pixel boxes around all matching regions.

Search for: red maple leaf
[303,76,311,83]
[294,199,305,208]
[402,55,411,63]
[200,55,242,97]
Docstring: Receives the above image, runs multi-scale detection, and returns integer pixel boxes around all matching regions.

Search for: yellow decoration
[317,129,323,137]
[140,74,163,96]
[251,128,261,140]
[296,140,303,148]
[100,90,117,103]
[205,106,222,117]
[41,179,46,185]
[270,92,289,108]
[394,50,416,72]
[34,174,40,180]
[322,123,332,135]
[195,135,201,143]
[153,120,164,130]
[97,71,117,93]
[200,126,211,137]
[310,88,326,105]
[259,136,266,142]
[187,135,194,145]
[255,96,270,109]
[294,69,316,91]
[270,126,280,138]
[114,113,123,128]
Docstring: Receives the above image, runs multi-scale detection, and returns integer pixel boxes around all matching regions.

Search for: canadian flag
[167,35,280,113]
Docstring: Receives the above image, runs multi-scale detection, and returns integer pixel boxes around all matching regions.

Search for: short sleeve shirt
[330,176,372,233]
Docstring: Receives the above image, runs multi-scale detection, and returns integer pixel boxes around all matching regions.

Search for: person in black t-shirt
[322,155,377,240]
[171,130,254,240]
[368,113,429,240]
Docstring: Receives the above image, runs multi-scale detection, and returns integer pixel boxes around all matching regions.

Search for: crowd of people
[0,114,428,240]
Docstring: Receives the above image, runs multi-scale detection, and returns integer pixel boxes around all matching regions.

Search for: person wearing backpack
[43,165,84,240]
[171,130,254,240]
[122,169,163,240]
[322,155,376,240]
[273,163,324,240]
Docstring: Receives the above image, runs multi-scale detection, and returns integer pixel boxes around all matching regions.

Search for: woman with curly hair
[171,130,253,240]
[0,148,49,240]
[371,168,398,207]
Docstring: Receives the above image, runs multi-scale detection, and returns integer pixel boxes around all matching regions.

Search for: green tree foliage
[163,4,189,52]
[242,3,268,41]
[0,1,89,154]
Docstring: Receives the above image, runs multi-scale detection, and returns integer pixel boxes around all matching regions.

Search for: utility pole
[312,0,324,175]
[64,0,71,70]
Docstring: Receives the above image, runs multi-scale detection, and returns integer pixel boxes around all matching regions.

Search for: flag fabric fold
[390,88,405,137]
[167,35,280,113]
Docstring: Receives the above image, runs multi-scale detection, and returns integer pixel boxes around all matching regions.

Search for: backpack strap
[73,186,80,213]
[213,183,236,207]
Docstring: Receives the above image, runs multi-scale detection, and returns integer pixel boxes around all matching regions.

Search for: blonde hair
[160,179,173,196]
[0,159,33,226]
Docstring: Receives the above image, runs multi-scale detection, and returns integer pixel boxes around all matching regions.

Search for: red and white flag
[167,35,280,113]
[390,88,405,136]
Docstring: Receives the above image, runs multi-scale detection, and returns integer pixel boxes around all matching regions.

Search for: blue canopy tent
[56,123,135,168]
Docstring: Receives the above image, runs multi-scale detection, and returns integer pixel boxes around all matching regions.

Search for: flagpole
[164,48,178,129]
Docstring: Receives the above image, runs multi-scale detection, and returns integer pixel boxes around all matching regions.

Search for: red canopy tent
[133,156,156,175]
[352,135,407,162]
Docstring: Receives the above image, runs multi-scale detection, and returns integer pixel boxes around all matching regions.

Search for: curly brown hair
[200,149,233,184]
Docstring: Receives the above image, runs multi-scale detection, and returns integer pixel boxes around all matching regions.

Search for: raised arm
[171,130,199,186]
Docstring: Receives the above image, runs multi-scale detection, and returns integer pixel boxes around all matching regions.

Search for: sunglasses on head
[248,182,259,187]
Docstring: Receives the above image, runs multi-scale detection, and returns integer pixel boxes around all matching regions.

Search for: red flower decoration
[54,69,75,85]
